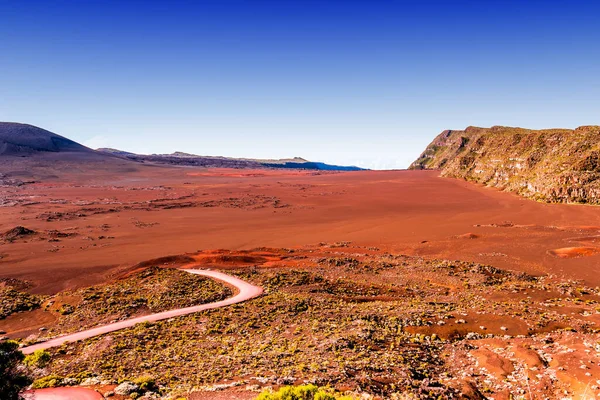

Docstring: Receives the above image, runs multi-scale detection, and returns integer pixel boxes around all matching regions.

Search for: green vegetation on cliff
[410,125,600,204]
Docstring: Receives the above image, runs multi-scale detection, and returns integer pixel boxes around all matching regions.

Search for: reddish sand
[3,167,600,293]
[548,246,600,258]
[22,387,102,399]
[456,232,480,239]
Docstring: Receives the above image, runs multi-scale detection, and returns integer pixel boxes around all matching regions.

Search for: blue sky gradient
[1,0,599,169]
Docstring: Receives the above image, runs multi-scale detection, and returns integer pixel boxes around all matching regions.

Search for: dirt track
[21,269,263,354]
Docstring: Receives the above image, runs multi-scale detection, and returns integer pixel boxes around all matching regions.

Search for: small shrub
[58,304,74,315]
[133,375,157,392]
[256,385,356,400]
[31,375,64,389]
[24,349,51,368]
[0,286,44,319]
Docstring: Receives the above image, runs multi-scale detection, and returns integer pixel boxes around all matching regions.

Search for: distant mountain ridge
[97,148,364,171]
[99,148,308,164]
[411,125,600,204]
[0,122,363,171]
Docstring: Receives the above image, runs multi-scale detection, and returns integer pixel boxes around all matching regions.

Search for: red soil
[566,235,600,244]
[22,387,102,399]
[3,167,600,294]
[548,247,600,258]
[456,232,480,239]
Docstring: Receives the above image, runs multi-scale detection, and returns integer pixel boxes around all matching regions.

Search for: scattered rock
[139,393,160,399]
[277,376,295,385]
[466,332,482,340]
[457,233,480,239]
[114,381,139,395]
[80,377,102,386]
[2,226,36,241]
[62,378,78,386]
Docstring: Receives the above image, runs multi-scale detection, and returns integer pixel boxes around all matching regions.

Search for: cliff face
[410,125,600,204]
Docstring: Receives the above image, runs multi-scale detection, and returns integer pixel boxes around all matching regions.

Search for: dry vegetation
[0,279,45,320]
[18,247,600,399]
[40,267,232,336]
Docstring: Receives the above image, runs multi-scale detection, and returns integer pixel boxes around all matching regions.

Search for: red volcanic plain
[3,166,600,293]
[4,161,600,399]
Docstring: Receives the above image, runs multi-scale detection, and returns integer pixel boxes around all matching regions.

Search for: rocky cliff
[410,125,600,204]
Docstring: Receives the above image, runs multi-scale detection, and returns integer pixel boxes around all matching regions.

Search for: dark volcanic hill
[0,122,93,155]
[0,122,139,185]
[411,125,600,204]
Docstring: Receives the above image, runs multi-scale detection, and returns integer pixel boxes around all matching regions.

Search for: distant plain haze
[1,0,599,170]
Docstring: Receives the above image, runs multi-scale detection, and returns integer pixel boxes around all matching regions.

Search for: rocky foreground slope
[410,125,600,204]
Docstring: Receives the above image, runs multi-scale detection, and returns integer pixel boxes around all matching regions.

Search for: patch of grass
[31,375,63,389]
[132,375,157,392]
[0,281,44,319]
[256,384,356,400]
[24,350,51,368]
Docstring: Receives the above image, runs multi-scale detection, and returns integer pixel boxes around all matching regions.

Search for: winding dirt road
[21,269,263,354]
[22,269,263,355]
[22,269,263,399]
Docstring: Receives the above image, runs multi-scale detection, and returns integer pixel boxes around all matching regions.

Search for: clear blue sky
[1,0,599,169]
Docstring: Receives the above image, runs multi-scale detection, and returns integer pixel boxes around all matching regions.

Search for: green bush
[0,286,44,319]
[24,349,51,368]
[256,385,356,400]
[31,374,64,389]
[0,340,31,400]
[58,304,74,315]
[133,375,157,392]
